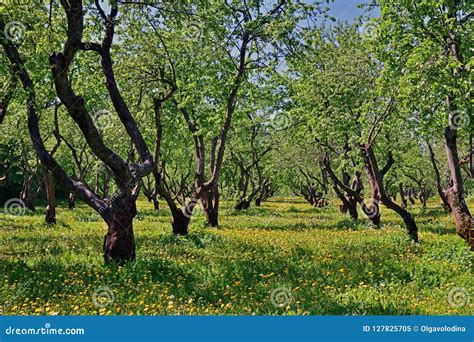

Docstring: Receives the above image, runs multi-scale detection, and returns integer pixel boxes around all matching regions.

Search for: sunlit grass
[0,196,472,315]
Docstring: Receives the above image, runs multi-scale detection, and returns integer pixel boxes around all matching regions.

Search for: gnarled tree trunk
[361,144,418,242]
[445,125,473,249]
[171,206,192,236]
[103,196,137,264]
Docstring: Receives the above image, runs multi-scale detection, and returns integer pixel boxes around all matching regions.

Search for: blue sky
[97,1,378,22]
[326,0,379,22]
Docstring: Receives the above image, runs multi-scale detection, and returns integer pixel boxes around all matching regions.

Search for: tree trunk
[364,192,381,225]
[419,187,427,208]
[332,181,358,220]
[255,198,261,206]
[103,198,137,264]
[171,209,190,236]
[445,126,473,249]
[235,199,250,210]
[427,144,451,212]
[68,192,76,209]
[362,144,418,242]
[20,176,35,211]
[399,183,407,209]
[201,187,219,227]
[152,197,159,210]
[43,165,56,224]
[383,199,419,242]
[361,151,381,226]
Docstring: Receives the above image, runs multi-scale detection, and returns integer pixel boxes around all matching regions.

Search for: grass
[0,196,472,316]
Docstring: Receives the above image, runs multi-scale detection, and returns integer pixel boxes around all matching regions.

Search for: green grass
[0,196,472,315]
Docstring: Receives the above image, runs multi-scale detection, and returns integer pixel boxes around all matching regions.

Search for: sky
[326,0,379,22]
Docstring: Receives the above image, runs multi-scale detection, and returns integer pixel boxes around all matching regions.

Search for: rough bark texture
[446,189,473,249]
[445,126,473,249]
[103,198,137,264]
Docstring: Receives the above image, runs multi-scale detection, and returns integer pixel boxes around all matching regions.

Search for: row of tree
[1,0,472,264]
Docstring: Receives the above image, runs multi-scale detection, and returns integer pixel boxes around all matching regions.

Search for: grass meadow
[0,197,472,316]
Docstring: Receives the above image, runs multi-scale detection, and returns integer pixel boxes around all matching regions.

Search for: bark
[235,199,251,210]
[419,187,428,208]
[427,144,451,212]
[43,165,56,224]
[361,148,381,226]
[142,175,160,210]
[332,179,358,220]
[407,187,416,204]
[171,208,191,236]
[20,176,35,211]
[201,187,219,227]
[445,125,473,248]
[399,183,407,209]
[361,144,418,242]
[322,156,360,220]
[103,197,136,264]
[152,198,159,210]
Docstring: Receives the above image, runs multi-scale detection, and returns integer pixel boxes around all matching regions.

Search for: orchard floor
[0,196,472,316]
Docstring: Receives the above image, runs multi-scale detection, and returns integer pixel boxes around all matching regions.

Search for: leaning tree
[2,0,159,263]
